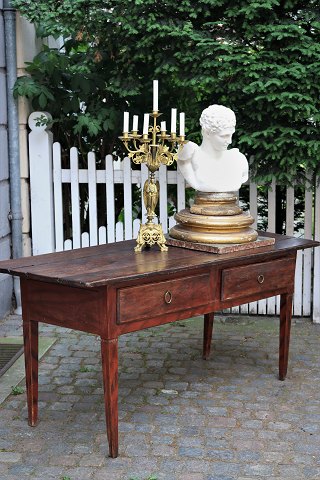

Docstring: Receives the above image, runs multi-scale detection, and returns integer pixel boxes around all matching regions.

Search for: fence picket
[53,142,64,252]
[64,239,72,250]
[268,179,276,232]
[98,226,106,245]
[177,170,186,213]
[286,186,295,236]
[133,218,141,238]
[123,157,133,240]
[159,164,168,233]
[313,180,320,323]
[70,147,81,249]
[81,232,90,248]
[116,221,124,242]
[286,185,303,316]
[258,179,275,315]
[141,164,148,223]
[88,152,98,246]
[105,155,115,243]
[168,216,176,229]
[294,251,303,316]
[248,182,258,313]
[303,178,313,316]
[249,182,258,230]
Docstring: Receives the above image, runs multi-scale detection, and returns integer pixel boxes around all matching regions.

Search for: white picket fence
[52,148,183,250]
[28,112,320,322]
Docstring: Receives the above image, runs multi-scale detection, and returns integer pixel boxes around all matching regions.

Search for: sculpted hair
[200,105,236,134]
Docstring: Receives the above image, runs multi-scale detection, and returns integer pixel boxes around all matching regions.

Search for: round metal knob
[164,291,173,304]
[257,274,265,284]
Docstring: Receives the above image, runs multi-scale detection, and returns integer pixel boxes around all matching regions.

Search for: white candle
[143,113,149,134]
[179,112,185,136]
[160,121,166,132]
[132,115,138,132]
[123,111,129,133]
[171,108,177,133]
[153,80,158,111]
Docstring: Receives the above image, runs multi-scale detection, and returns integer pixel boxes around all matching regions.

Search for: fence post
[28,112,55,254]
[313,178,320,323]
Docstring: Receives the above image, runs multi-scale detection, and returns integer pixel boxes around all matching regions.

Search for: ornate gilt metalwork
[120,111,186,252]
[169,191,258,244]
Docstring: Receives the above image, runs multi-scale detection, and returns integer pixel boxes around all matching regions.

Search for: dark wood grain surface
[0,232,318,288]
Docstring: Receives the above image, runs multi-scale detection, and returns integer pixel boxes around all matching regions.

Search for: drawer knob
[257,274,265,284]
[164,290,173,304]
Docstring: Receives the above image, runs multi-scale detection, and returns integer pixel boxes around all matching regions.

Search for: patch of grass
[11,386,24,395]
[79,366,91,373]
[62,476,71,480]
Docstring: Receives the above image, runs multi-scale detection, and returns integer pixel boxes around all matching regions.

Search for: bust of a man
[178,105,248,192]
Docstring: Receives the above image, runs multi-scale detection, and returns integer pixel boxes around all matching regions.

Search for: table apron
[20,253,297,339]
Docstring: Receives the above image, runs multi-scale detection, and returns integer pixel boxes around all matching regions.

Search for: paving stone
[0,452,22,463]
[78,454,106,466]
[207,450,235,461]
[93,470,126,480]
[179,446,206,457]
[152,444,177,456]
[206,476,236,480]
[176,474,205,480]
[244,463,276,476]
[1,314,320,479]
[303,466,320,478]
[61,466,96,479]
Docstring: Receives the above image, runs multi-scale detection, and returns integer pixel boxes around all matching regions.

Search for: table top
[0,232,318,289]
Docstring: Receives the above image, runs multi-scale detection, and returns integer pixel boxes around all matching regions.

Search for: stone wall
[0,0,13,316]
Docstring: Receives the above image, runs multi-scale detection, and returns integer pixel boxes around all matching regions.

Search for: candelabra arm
[119,107,187,252]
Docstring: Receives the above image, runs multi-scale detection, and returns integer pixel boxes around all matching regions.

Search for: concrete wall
[0,0,13,316]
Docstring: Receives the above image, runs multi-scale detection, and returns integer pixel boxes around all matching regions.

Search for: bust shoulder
[178,141,198,162]
[227,148,247,163]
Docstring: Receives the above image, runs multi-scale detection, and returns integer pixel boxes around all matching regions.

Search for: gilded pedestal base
[134,222,168,252]
[169,191,258,245]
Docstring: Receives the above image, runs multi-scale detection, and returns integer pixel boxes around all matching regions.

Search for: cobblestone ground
[1,313,320,480]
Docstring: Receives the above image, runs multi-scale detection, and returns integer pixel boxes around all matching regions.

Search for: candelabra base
[134,222,168,252]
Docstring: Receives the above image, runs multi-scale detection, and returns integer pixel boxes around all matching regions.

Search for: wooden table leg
[279,293,293,381]
[101,338,119,458]
[203,312,214,360]
[22,319,39,426]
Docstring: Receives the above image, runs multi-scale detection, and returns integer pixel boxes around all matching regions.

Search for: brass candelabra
[120,104,186,252]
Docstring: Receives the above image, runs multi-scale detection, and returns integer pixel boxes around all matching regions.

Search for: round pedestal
[169,191,258,244]
[190,191,242,216]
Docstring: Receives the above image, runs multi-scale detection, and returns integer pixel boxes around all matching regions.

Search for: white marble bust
[178,105,248,192]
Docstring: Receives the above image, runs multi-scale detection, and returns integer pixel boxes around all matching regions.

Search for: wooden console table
[0,232,318,457]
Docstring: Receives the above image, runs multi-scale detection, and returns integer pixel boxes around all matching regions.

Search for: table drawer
[221,257,295,302]
[117,273,211,324]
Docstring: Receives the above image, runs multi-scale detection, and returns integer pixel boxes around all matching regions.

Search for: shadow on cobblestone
[0,313,320,480]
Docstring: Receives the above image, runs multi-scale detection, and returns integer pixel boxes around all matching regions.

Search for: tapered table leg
[203,312,214,360]
[101,338,119,458]
[23,319,39,426]
[279,293,293,381]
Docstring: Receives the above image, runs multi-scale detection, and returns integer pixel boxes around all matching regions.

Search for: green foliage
[11,386,24,395]
[12,0,320,183]
[79,365,91,373]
